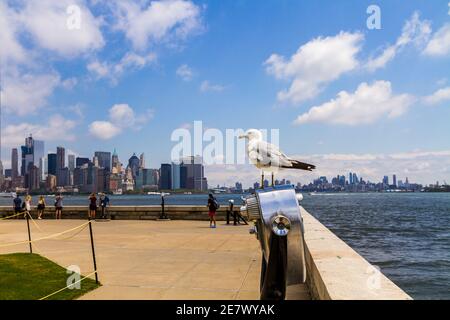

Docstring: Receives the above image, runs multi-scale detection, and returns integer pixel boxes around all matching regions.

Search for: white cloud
[89,121,122,140]
[294,81,415,125]
[423,23,450,56]
[0,1,27,64]
[366,12,431,72]
[87,52,156,83]
[265,32,363,104]
[423,86,450,105]
[61,77,78,90]
[19,0,104,57]
[1,115,77,147]
[1,72,61,116]
[112,0,203,50]
[200,80,225,92]
[89,104,154,139]
[176,64,194,81]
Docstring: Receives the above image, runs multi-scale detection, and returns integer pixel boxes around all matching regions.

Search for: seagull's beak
[238,134,248,139]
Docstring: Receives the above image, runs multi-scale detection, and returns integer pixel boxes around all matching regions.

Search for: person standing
[55,194,63,220]
[37,196,46,220]
[88,193,97,219]
[24,195,32,217]
[100,193,110,219]
[207,193,219,228]
[13,194,22,218]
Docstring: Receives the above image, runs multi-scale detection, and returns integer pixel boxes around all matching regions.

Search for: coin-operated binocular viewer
[241,185,306,300]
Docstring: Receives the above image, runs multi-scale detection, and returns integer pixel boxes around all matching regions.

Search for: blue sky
[1,0,450,186]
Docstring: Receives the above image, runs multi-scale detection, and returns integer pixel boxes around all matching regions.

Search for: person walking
[99,193,110,219]
[37,196,46,220]
[55,194,63,220]
[207,193,219,228]
[88,193,97,219]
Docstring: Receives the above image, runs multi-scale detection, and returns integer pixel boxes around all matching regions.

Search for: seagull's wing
[249,140,293,168]
[250,140,316,171]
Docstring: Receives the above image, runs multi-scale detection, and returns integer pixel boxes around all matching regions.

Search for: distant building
[76,157,90,168]
[48,153,57,176]
[11,148,19,180]
[139,153,145,169]
[393,174,397,187]
[171,162,181,190]
[21,135,34,176]
[128,153,140,179]
[95,151,111,172]
[46,174,57,191]
[68,155,75,171]
[160,164,172,190]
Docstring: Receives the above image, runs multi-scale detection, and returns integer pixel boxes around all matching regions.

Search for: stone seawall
[0,205,234,221]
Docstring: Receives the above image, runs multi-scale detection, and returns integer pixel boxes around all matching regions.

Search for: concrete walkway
[0,219,309,300]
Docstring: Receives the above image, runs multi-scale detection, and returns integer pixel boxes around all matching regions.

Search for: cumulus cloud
[264,32,363,104]
[87,52,156,84]
[205,150,450,187]
[0,1,27,64]
[1,115,77,147]
[200,80,226,92]
[19,0,104,57]
[423,23,450,56]
[422,86,450,105]
[89,104,154,139]
[294,81,415,125]
[111,0,203,50]
[1,72,61,116]
[366,12,431,72]
[176,64,194,81]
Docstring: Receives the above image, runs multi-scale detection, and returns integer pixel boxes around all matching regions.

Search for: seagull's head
[239,129,262,141]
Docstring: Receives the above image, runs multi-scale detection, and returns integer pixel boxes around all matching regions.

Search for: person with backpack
[88,193,97,219]
[207,193,219,228]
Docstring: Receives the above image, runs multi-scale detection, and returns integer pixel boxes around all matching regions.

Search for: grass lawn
[0,253,100,300]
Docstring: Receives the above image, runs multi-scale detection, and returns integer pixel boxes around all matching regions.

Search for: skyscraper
[76,157,90,168]
[112,149,120,171]
[393,174,397,187]
[21,135,34,176]
[128,153,140,178]
[180,156,208,191]
[94,151,111,172]
[68,154,75,171]
[349,172,353,185]
[47,153,57,175]
[11,148,18,179]
[56,147,65,171]
[160,164,172,190]
[171,162,181,190]
[139,153,145,169]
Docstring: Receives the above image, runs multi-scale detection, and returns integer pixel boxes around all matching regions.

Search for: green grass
[0,253,100,300]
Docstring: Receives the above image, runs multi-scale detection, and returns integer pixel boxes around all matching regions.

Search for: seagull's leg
[261,170,265,189]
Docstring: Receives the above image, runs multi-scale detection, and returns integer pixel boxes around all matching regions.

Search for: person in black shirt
[207,193,218,229]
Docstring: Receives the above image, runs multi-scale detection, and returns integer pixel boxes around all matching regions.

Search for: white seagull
[239,129,315,186]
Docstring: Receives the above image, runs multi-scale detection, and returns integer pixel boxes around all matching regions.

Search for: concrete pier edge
[0,205,412,300]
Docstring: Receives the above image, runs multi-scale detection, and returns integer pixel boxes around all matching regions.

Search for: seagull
[239,129,316,187]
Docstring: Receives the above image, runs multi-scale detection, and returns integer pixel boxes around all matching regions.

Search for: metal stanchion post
[26,212,32,254]
[88,217,99,284]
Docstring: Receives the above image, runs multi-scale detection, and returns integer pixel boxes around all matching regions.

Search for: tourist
[13,194,22,218]
[207,193,219,228]
[24,195,32,217]
[37,196,46,220]
[55,194,63,219]
[99,193,110,219]
[88,193,97,219]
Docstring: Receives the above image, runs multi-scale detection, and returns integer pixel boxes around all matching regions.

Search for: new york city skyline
[1,0,450,187]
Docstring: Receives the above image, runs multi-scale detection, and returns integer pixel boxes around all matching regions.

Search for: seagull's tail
[283,160,316,171]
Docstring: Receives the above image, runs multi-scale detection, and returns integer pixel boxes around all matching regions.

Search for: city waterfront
[1,192,448,299]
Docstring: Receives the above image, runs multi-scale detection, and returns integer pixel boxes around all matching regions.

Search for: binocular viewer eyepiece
[241,185,306,300]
